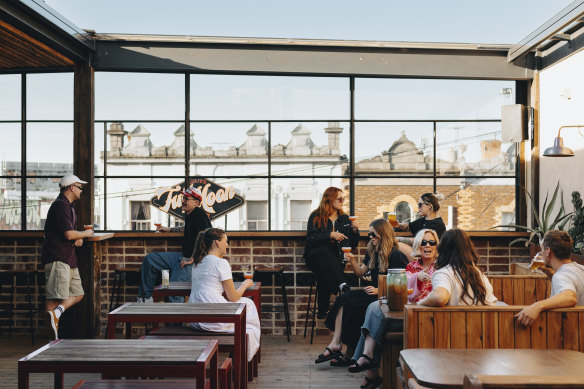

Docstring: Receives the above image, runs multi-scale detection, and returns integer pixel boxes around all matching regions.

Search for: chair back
[378,274,387,298]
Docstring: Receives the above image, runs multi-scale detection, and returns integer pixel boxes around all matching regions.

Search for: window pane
[0,178,22,230]
[271,177,344,231]
[96,73,184,120]
[355,122,433,176]
[0,75,21,120]
[105,122,186,176]
[0,123,21,175]
[27,73,73,120]
[190,75,349,120]
[246,201,267,230]
[27,123,73,165]
[104,178,183,230]
[271,122,349,177]
[207,178,267,231]
[355,78,514,120]
[130,201,151,230]
[352,178,434,226]
[190,122,268,176]
[436,122,515,176]
[437,177,515,231]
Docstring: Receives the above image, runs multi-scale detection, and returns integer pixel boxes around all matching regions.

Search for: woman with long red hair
[304,187,360,318]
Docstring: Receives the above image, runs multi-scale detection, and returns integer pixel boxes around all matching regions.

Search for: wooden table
[379,300,405,321]
[107,302,247,389]
[400,349,584,388]
[18,339,218,389]
[153,281,262,316]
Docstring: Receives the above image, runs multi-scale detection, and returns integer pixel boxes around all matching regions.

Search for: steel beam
[94,39,533,80]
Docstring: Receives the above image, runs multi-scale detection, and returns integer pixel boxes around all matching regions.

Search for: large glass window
[2,72,518,231]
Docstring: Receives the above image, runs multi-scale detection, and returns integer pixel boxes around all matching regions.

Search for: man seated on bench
[516,230,584,327]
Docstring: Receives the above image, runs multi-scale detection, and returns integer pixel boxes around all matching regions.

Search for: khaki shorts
[44,261,84,300]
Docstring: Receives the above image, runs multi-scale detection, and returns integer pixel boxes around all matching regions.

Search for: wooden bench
[146,325,257,381]
[486,274,550,305]
[404,304,584,350]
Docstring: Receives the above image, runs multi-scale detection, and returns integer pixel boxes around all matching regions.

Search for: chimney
[324,122,343,153]
[108,122,127,155]
[480,140,501,160]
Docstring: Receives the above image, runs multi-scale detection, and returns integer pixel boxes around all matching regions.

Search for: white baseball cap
[59,175,88,187]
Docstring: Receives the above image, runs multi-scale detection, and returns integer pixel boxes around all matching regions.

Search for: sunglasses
[73,185,83,191]
[368,232,379,239]
[421,240,437,246]
[418,202,429,208]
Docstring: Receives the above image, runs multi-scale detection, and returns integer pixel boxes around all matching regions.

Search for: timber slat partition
[486,274,551,305]
[404,305,584,351]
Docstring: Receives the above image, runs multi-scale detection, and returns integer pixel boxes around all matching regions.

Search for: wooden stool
[254,266,291,341]
[303,276,318,344]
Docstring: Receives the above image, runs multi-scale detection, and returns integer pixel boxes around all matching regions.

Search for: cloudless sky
[45,0,574,44]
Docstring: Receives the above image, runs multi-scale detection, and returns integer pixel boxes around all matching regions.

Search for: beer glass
[242,265,253,280]
[387,213,398,227]
[529,252,544,272]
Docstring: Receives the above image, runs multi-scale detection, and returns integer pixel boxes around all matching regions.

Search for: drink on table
[84,225,93,230]
[529,253,545,272]
[161,269,170,288]
[387,268,408,311]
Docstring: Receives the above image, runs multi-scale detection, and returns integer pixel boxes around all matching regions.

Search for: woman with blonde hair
[304,187,360,318]
[406,229,439,303]
[315,218,408,367]
[188,227,261,361]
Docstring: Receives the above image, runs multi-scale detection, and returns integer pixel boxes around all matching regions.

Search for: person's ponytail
[191,227,226,266]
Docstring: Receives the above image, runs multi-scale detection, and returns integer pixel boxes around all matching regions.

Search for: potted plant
[568,190,584,264]
[494,182,572,255]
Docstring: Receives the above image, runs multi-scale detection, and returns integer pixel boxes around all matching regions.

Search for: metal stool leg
[25,273,35,345]
[8,273,15,337]
[310,286,318,344]
[278,272,291,342]
[303,281,314,338]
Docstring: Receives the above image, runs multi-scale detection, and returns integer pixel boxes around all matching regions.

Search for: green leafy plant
[494,182,572,246]
[569,191,584,254]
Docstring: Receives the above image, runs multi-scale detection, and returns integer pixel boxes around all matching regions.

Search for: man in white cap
[42,174,94,340]
[138,186,211,302]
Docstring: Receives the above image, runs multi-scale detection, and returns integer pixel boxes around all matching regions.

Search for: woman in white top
[418,228,498,306]
[188,227,261,361]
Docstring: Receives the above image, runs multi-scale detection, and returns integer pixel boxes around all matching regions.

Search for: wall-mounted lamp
[543,125,584,157]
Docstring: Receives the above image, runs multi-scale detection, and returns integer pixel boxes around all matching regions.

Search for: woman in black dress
[314,218,408,366]
[304,187,360,318]
[396,192,446,259]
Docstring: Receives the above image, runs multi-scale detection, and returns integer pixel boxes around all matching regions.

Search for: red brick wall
[0,235,530,336]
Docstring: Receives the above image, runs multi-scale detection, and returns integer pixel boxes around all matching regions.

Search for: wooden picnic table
[400,349,584,388]
[153,281,262,316]
[18,339,218,389]
[107,302,247,389]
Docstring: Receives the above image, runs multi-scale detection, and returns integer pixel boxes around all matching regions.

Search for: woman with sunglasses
[417,228,497,307]
[315,219,408,368]
[396,193,446,259]
[188,227,260,361]
[406,229,439,303]
[304,187,360,319]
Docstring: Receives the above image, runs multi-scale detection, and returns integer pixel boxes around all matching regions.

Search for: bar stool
[253,266,291,342]
[109,265,141,312]
[0,270,38,344]
[303,276,318,344]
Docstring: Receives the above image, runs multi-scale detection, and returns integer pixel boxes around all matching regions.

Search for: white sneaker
[136,297,144,303]
[144,297,154,303]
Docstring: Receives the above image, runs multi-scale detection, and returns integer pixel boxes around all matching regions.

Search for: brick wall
[0,234,530,336]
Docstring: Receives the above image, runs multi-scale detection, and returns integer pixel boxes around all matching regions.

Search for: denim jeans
[138,251,193,302]
[352,300,403,366]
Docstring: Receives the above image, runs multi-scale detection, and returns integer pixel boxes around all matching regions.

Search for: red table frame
[107,302,247,389]
[18,338,218,389]
[152,281,262,316]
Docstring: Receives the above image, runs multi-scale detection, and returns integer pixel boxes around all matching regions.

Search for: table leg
[17,366,29,389]
[53,372,64,389]
[107,317,115,339]
[210,346,218,389]
[238,310,247,389]
[125,322,132,339]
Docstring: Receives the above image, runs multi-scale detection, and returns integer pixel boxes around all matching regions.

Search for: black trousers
[305,247,346,311]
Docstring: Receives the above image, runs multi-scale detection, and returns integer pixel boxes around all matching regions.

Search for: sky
[44,0,574,43]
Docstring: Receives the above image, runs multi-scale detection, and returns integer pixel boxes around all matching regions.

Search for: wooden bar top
[110,302,245,317]
[156,281,261,292]
[87,232,114,242]
[401,349,584,388]
[21,339,212,364]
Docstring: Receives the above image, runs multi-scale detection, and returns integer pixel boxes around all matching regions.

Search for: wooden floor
[1,334,367,389]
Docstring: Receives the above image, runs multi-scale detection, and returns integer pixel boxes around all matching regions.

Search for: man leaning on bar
[137,187,211,302]
[515,230,584,326]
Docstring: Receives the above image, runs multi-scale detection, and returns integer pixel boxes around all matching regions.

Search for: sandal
[348,354,375,373]
[329,354,353,367]
[360,375,382,389]
[315,347,342,364]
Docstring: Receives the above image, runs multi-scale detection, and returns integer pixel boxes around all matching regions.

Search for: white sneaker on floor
[144,297,153,303]
[136,297,144,303]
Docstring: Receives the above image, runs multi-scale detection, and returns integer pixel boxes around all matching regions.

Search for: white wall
[539,49,584,215]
